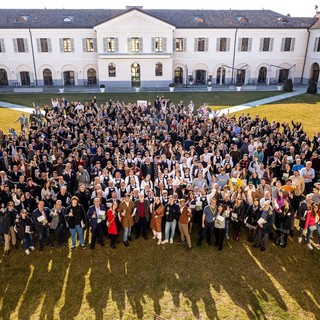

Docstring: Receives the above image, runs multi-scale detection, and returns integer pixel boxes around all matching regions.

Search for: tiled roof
[0,8,317,29]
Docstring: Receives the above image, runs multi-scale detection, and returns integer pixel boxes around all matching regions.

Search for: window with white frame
[63,38,72,52]
[281,37,295,52]
[197,38,206,52]
[314,37,320,52]
[155,62,163,76]
[0,39,5,52]
[17,38,26,52]
[239,38,252,52]
[175,38,184,52]
[85,38,94,52]
[154,37,163,52]
[131,37,140,52]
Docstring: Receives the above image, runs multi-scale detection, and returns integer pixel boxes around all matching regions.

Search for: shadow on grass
[0,227,319,319]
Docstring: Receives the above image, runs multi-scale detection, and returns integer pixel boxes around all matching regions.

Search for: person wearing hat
[66,196,86,249]
[178,198,192,251]
[119,194,135,246]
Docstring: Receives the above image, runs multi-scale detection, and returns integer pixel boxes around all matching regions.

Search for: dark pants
[55,224,67,245]
[214,227,225,250]
[136,217,148,238]
[198,222,214,245]
[36,225,51,249]
[110,234,117,248]
[305,182,313,195]
[255,227,269,249]
[90,223,104,248]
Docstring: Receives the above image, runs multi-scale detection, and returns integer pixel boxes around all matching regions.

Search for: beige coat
[119,200,135,228]
[150,203,164,232]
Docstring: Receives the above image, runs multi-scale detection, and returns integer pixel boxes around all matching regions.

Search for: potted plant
[188,75,194,85]
[59,87,64,93]
[169,82,175,92]
[134,85,140,92]
[207,76,212,91]
[99,84,105,93]
[236,81,243,91]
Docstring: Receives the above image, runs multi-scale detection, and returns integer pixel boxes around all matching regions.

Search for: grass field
[0,91,319,319]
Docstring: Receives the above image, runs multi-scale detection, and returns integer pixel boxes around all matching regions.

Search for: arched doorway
[43,68,53,86]
[20,71,30,86]
[195,70,206,84]
[258,67,267,83]
[278,69,289,84]
[236,69,246,84]
[87,68,97,85]
[311,63,319,83]
[63,71,75,85]
[131,62,140,87]
[0,69,8,86]
[216,67,225,84]
[174,67,183,84]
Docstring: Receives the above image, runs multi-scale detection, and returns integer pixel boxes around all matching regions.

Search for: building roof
[0,8,317,29]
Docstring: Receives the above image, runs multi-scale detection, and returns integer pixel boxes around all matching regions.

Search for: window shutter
[238,38,242,51]
[103,38,108,52]
[82,38,86,52]
[93,38,97,52]
[270,38,274,52]
[0,39,5,52]
[173,38,176,52]
[216,38,220,51]
[248,38,252,52]
[205,38,208,52]
[226,38,231,52]
[47,38,52,52]
[290,38,295,52]
[24,38,29,52]
[163,37,167,52]
[127,38,131,52]
[70,38,75,52]
[280,38,285,51]
[151,37,155,53]
[114,38,119,52]
[36,38,41,52]
[139,38,143,52]
[13,39,18,52]
[194,38,198,52]
[59,38,64,52]
[183,38,187,52]
[259,38,263,52]
[314,37,320,52]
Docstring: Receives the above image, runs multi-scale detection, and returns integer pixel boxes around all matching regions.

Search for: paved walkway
[0,86,308,115]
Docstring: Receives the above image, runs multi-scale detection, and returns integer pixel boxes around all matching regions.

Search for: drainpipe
[301,29,310,85]
[231,28,238,84]
[28,28,38,86]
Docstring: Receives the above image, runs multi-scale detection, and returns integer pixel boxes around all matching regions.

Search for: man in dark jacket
[133,193,150,239]
[0,202,14,255]
[161,195,180,244]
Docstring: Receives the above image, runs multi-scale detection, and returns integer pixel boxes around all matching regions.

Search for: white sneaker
[157,239,162,245]
[169,238,173,244]
[25,249,30,255]
[298,237,302,244]
[161,239,168,244]
[29,246,35,251]
[307,243,313,250]
[152,235,157,240]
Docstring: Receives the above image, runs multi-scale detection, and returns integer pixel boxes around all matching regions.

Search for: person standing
[66,196,86,249]
[118,194,135,247]
[133,193,150,240]
[87,197,107,249]
[0,203,13,255]
[304,203,319,250]
[49,200,68,247]
[178,198,192,251]
[107,201,119,249]
[197,198,217,246]
[150,196,164,245]
[214,204,227,251]
[32,201,52,251]
[162,195,180,244]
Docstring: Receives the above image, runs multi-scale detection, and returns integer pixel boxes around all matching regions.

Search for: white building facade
[0,7,319,88]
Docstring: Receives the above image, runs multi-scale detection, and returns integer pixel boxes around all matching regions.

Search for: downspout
[301,29,311,85]
[29,28,38,86]
[231,28,238,84]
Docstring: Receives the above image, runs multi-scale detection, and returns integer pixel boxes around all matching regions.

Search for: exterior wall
[0,12,318,88]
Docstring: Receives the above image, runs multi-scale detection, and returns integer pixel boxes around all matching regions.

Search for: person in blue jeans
[66,196,86,249]
[15,209,35,255]
[162,196,180,244]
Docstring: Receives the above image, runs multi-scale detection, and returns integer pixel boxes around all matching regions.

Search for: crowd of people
[0,94,319,256]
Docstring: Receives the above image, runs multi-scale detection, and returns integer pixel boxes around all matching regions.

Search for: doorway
[63,71,75,85]
[20,71,30,86]
[131,63,140,87]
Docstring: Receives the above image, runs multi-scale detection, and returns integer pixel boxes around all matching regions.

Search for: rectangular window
[86,38,94,52]
[284,38,292,52]
[317,38,320,52]
[63,38,72,52]
[0,39,3,52]
[17,38,25,52]
[262,38,270,51]
[40,38,48,52]
[131,37,140,52]
[155,37,163,52]
[107,37,116,52]
[175,38,184,52]
[197,38,205,52]
[241,38,249,51]
[219,38,227,52]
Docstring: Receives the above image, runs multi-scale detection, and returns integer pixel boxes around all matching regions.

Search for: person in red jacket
[304,203,319,250]
[107,201,119,249]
